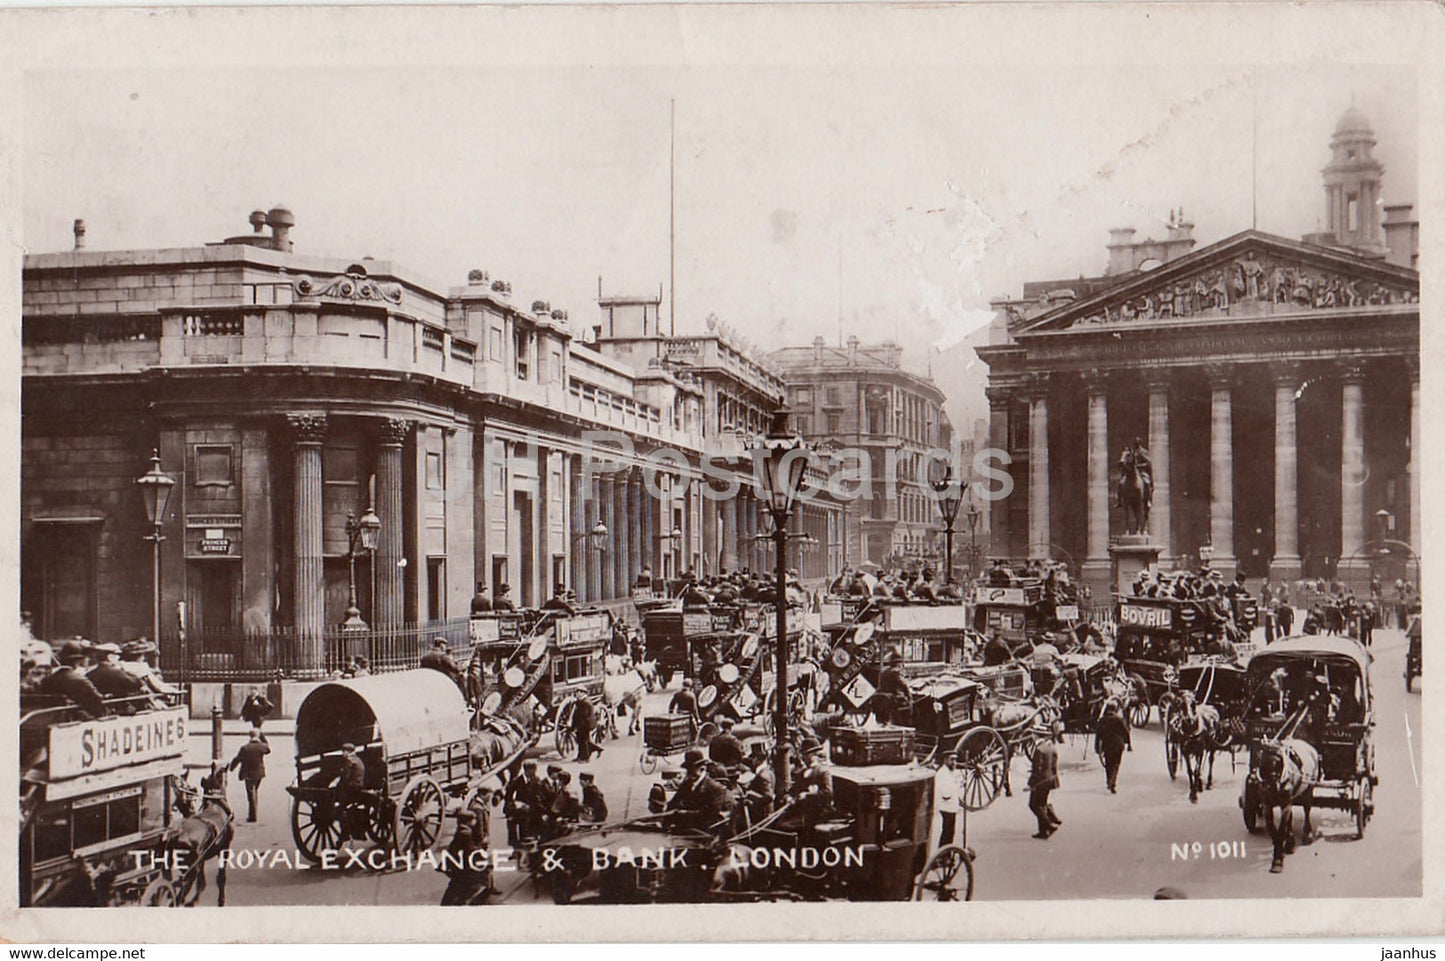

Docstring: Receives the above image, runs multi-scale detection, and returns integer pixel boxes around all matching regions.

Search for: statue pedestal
[1110,536,1164,596]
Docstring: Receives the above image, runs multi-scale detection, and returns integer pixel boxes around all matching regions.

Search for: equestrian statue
[1116,437,1153,536]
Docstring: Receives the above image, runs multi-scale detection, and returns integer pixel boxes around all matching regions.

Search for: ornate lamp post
[931,467,963,586]
[341,507,382,631]
[750,409,811,795]
[966,500,982,582]
[134,450,176,663]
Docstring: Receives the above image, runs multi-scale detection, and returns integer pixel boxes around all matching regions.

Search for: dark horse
[169,768,236,906]
[1168,691,1222,804]
[1117,448,1152,535]
[1254,737,1321,874]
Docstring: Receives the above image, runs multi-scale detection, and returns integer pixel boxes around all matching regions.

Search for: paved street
[188,629,1421,905]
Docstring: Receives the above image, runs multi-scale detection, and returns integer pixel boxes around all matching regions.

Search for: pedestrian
[572,695,601,762]
[1278,600,1294,637]
[504,760,542,846]
[669,678,701,734]
[1028,737,1061,839]
[440,810,492,906]
[934,751,963,849]
[1094,699,1131,794]
[240,687,275,732]
[579,771,608,823]
[707,716,746,768]
[227,728,272,822]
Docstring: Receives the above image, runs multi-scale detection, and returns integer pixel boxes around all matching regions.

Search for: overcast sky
[12,6,1425,431]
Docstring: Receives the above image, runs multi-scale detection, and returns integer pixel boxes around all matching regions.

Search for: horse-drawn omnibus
[20,693,195,906]
[822,602,976,679]
[1238,636,1376,873]
[287,669,531,867]
[470,608,614,756]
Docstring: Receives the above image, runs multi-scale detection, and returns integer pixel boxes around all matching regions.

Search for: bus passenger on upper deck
[492,584,516,612]
[43,642,110,718]
[634,566,654,592]
[543,584,576,614]
[470,582,492,614]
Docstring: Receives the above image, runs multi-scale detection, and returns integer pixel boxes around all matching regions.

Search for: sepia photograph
[3,0,1440,943]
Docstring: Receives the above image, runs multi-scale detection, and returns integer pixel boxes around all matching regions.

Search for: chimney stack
[812,335,825,365]
[847,335,860,365]
[265,206,295,252]
[72,219,86,250]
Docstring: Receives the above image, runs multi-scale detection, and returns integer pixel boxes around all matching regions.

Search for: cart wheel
[367,799,395,845]
[1126,677,1151,728]
[640,750,658,775]
[290,795,344,864]
[913,845,974,902]
[1241,780,1262,835]
[555,725,577,759]
[140,878,177,907]
[958,727,1008,811]
[394,776,446,857]
[1355,776,1372,839]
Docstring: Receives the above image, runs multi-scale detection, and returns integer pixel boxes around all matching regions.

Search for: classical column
[373,417,411,629]
[1207,366,1237,575]
[1338,363,1366,583]
[1082,374,1111,585]
[1409,358,1421,581]
[722,492,738,573]
[587,477,602,601]
[1270,364,1303,581]
[1146,374,1173,560]
[600,475,616,599]
[569,460,583,600]
[1027,377,1051,562]
[628,474,643,591]
[288,412,327,674]
[984,386,1013,559]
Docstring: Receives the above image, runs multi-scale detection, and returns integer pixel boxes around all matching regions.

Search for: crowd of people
[19,616,178,719]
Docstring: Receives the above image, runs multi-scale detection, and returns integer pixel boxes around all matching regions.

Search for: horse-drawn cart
[287,669,530,866]
[1237,636,1376,872]
[20,695,194,906]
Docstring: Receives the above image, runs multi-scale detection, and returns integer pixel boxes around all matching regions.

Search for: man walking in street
[1094,699,1131,794]
[227,728,272,822]
[240,687,275,732]
[934,751,963,849]
[572,695,601,762]
[1028,737,1061,839]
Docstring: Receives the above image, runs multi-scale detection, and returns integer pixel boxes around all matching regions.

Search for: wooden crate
[644,714,693,753]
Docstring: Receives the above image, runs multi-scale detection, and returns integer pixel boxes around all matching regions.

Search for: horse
[469,715,529,784]
[1254,737,1321,873]
[167,769,235,906]
[1117,448,1152,536]
[1167,691,1222,803]
[602,670,648,735]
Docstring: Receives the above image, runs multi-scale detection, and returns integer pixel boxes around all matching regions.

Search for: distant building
[770,336,954,571]
[977,108,1419,595]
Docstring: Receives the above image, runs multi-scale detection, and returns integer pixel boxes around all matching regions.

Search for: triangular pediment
[1016,230,1418,335]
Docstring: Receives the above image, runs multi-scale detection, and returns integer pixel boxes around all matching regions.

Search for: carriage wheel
[554,700,577,757]
[140,878,177,907]
[1155,692,1179,727]
[290,795,345,864]
[394,776,446,857]
[912,845,974,902]
[1126,676,1151,728]
[639,750,658,775]
[1354,776,1373,840]
[367,799,395,845]
[1241,780,1263,835]
[958,727,1008,811]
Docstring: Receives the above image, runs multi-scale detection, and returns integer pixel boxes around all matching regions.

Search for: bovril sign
[1119,604,1173,631]
[49,708,188,780]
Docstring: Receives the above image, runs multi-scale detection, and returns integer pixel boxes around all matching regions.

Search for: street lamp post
[134,450,175,669]
[751,409,811,796]
[341,506,382,631]
[966,501,981,582]
[931,468,963,586]
[573,521,610,599]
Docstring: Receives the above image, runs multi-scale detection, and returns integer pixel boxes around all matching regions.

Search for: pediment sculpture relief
[293,272,404,306]
[1069,251,1415,328]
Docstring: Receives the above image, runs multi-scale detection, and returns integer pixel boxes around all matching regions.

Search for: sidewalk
[188,720,296,737]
